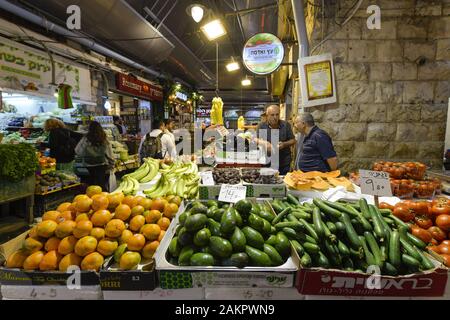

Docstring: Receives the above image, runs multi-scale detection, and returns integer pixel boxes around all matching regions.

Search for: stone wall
[304,0,449,174]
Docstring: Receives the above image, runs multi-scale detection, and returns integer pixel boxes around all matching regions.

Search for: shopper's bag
[140,132,164,159]
[108,172,117,192]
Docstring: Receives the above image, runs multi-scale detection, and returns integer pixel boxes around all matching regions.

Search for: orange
[140,224,161,241]
[130,205,145,218]
[42,210,61,222]
[86,185,102,198]
[158,230,166,242]
[55,220,77,238]
[157,217,171,231]
[81,252,104,271]
[39,250,62,271]
[6,250,28,268]
[91,209,112,227]
[145,210,161,224]
[91,195,109,211]
[59,253,82,271]
[57,210,74,223]
[134,196,145,206]
[56,202,72,213]
[129,215,145,232]
[105,219,126,238]
[107,192,124,210]
[45,237,61,252]
[36,220,58,238]
[75,213,90,222]
[74,236,98,257]
[141,241,159,259]
[127,234,146,251]
[119,251,141,270]
[74,194,90,203]
[139,198,152,210]
[22,237,43,254]
[28,226,39,239]
[163,203,179,219]
[90,227,106,240]
[150,198,166,211]
[165,195,175,203]
[23,251,45,270]
[74,197,93,213]
[58,236,77,255]
[114,204,131,221]
[120,230,133,244]
[169,196,182,206]
[97,239,118,256]
[73,220,93,239]
[122,195,138,208]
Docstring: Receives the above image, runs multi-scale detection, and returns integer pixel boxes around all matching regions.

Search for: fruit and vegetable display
[114,158,200,199]
[381,198,450,267]
[35,171,80,194]
[284,170,354,192]
[4,186,180,272]
[373,161,427,180]
[212,168,241,185]
[38,154,56,171]
[0,143,39,182]
[241,168,283,184]
[270,196,437,275]
[166,199,290,267]
[1,132,26,144]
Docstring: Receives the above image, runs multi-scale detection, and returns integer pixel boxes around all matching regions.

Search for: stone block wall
[304,0,449,174]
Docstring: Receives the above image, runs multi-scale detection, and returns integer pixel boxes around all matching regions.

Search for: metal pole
[291,0,309,57]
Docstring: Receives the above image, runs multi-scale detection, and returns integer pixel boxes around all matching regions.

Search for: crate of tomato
[381,197,450,267]
[373,161,427,180]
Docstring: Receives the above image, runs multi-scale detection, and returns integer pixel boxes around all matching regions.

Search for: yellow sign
[304,61,333,100]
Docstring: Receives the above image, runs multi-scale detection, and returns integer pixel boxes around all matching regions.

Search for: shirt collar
[268,120,284,129]
[305,125,318,139]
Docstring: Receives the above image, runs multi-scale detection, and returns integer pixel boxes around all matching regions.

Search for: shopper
[163,118,177,158]
[113,115,127,135]
[293,113,338,172]
[139,119,170,160]
[43,118,82,171]
[254,105,296,175]
[75,121,115,191]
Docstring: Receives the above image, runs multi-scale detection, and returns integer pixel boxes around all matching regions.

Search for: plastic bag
[108,172,117,192]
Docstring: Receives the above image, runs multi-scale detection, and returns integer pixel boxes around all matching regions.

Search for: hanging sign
[298,53,337,108]
[0,36,92,102]
[242,33,284,75]
[116,73,163,101]
[175,91,188,102]
[196,108,211,117]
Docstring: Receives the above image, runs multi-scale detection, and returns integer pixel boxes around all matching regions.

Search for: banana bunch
[211,97,223,125]
[143,174,171,199]
[138,158,160,183]
[113,175,139,195]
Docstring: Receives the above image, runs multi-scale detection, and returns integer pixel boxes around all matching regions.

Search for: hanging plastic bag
[108,171,117,192]
[58,84,73,109]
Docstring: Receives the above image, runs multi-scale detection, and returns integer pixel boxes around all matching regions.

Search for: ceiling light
[241,78,251,86]
[190,5,205,23]
[201,19,227,41]
[226,61,240,72]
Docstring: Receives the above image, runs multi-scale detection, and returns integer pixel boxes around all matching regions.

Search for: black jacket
[48,128,83,163]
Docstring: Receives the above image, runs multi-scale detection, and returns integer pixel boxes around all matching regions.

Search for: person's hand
[278,141,285,150]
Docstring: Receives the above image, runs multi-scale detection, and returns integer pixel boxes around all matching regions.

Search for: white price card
[359,169,392,197]
[218,184,247,203]
[260,168,277,176]
[200,171,215,186]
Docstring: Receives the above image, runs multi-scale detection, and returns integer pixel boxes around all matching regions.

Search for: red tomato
[442,240,450,246]
[393,205,414,222]
[410,201,431,216]
[431,238,439,246]
[379,202,394,210]
[428,226,447,242]
[411,226,432,244]
[432,197,450,207]
[431,204,450,217]
[427,245,441,253]
[438,244,450,254]
[436,214,450,231]
[414,216,433,229]
[440,254,450,267]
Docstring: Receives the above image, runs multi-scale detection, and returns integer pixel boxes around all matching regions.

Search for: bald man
[254,105,296,175]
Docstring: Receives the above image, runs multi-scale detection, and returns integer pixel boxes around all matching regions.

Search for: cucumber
[275,232,291,257]
[368,205,385,240]
[359,236,375,266]
[242,226,265,250]
[379,208,393,217]
[245,246,272,266]
[350,247,364,259]
[184,213,208,232]
[271,207,292,225]
[374,206,392,234]
[383,261,398,276]
[340,213,362,249]
[209,236,233,258]
[335,221,346,233]
[221,252,249,268]
[380,244,388,262]
[383,217,395,226]
[346,205,373,231]
[286,214,299,223]
[391,215,411,230]
[274,221,304,232]
[402,253,421,270]
[290,240,305,256]
[351,218,364,234]
[313,199,342,219]
[399,237,422,261]
[298,218,319,241]
[230,227,246,252]
[281,227,299,240]
[312,207,325,239]
[364,231,382,267]
[321,220,337,243]
[342,257,354,270]
[326,221,337,234]
[264,243,284,266]
[323,200,359,218]
[300,252,312,267]
[315,251,330,268]
[291,210,311,220]
[389,231,401,268]
[406,233,427,250]
[337,240,350,257]
[287,194,300,205]
[359,198,371,220]
[417,250,435,270]
[190,253,214,266]
[271,202,284,214]
[303,242,320,254]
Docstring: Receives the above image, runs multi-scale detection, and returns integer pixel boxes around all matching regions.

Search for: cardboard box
[99,259,157,291]
[0,231,100,287]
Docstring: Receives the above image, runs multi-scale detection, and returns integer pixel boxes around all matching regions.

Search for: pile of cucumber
[166,199,291,267]
[272,195,436,275]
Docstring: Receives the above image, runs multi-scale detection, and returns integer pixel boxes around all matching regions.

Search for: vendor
[254,105,296,175]
[294,113,338,172]
[113,116,127,135]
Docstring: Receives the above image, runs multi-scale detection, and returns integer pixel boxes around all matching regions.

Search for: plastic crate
[0,175,35,204]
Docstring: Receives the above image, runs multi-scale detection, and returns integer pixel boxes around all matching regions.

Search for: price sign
[218,184,247,203]
[359,169,392,197]
[260,168,277,176]
[200,171,215,186]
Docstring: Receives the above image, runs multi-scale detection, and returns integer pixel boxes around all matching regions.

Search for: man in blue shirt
[294,113,338,172]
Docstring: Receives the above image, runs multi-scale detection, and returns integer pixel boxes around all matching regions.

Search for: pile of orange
[5,185,181,272]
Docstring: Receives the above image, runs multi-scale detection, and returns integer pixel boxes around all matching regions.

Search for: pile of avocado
[167,199,291,267]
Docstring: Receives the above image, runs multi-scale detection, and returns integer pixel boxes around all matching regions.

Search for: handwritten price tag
[218,184,247,203]
[200,171,215,186]
[260,168,277,176]
[359,169,392,197]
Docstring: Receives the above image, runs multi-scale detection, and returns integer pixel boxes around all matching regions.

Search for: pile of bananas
[143,161,200,199]
[210,97,224,126]
[113,158,161,195]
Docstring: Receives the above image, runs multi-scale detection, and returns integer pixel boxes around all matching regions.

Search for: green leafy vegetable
[0,143,39,182]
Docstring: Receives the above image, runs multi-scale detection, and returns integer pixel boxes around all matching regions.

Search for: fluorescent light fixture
[226,61,240,72]
[104,100,111,111]
[201,19,227,41]
[191,5,204,23]
[241,78,251,86]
